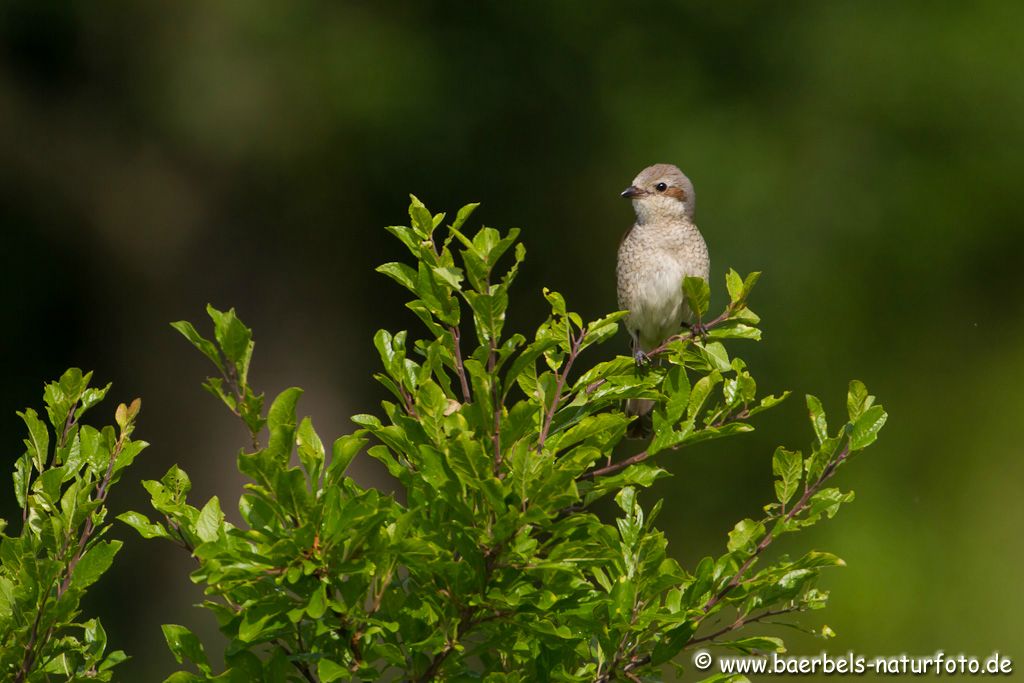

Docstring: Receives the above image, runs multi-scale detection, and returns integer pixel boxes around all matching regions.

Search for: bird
[616,163,710,436]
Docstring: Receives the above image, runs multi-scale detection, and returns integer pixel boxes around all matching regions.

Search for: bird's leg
[630,334,651,367]
[682,319,709,340]
[633,348,651,366]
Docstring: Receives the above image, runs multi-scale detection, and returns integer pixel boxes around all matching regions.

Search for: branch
[58,432,127,596]
[449,325,472,403]
[15,424,130,683]
[578,449,649,481]
[21,401,81,525]
[276,639,317,683]
[575,308,735,411]
[58,400,80,449]
[537,329,584,451]
[576,407,750,483]
[645,308,731,358]
[702,440,852,613]
[595,597,643,683]
[589,407,751,485]
[614,442,853,677]
[620,604,805,676]
[417,548,506,681]
[419,642,454,682]
[398,385,420,419]
[488,338,503,474]
[688,605,803,647]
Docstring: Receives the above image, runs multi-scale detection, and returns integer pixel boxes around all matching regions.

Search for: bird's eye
[655,182,667,192]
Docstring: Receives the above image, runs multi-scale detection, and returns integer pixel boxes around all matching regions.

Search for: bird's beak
[620,186,645,199]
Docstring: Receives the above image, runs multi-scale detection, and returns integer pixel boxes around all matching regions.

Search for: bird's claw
[684,320,709,339]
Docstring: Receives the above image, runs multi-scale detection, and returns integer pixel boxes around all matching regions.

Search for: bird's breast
[616,222,709,350]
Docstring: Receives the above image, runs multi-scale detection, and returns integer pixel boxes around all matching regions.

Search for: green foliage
[1,370,145,682]
[130,197,887,682]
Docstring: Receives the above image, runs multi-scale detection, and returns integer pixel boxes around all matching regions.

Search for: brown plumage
[616,163,710,437]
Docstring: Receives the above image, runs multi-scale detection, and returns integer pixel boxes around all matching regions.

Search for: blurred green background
[2,1,1022,680]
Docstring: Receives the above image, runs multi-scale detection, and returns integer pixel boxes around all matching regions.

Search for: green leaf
[306,583,328,619]
[650,620,697,665]
[117,511,170,540]
[804,436,841,487]
[327,434,366,484]
[432,265,464,289]
[742,271,762,296]
[170,321,224,373]
[269,389,303,433]
[726,268,744,304]
[408,194,435,237]
[662,365,691,424]
[503,338,559,397]
[18,408,49,470]
[708,321,762,341]
[296,417,325,485]
[73,540,122,589]
[724,270,762,307]
[543,288,568,318]
[722,636,786,654]
[376,261,418,293]
[238,609,275,643]
[688,370,722,419]
[807,487,854,520]
[849,404,887,450]
[788,550,846,570]
[805,394,828,444]
[846,379,873,422]
[205,305,253,369]
[685,556,716,603]
[318,658,350,682]
[13,453,31,509]
[195,496,223,543]
[683,275,711,319]
[162,624,212,674]
[727,518,765,555]
[772,447,802,506]
[451,202,480,231]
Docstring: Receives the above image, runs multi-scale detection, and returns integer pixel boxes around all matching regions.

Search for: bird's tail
[625,398,654,439]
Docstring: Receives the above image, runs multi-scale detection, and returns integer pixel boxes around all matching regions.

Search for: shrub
[1,370,144,681]
[3,197,886,682]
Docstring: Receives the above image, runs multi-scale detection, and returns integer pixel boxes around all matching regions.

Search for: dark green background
[2,2,1021,680]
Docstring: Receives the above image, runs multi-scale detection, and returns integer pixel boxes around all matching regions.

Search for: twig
[58,435,126,595]
[595,598,644,683]
[577,408,750,483]
[420,642,454,682]
[620,605,804,676]
[688,605,803,646]
[417,549,505,681]
[15,425,130,683]
[578,449,649,481]
[398,385,420,419]
[276,639,317,683]
[611,442,852,678]
[488,338,503,474]
[165,515,195,553]
[58,400,80,449]
[21,401,82,525]
[450,326,472,403]
[702,441,852,613]
[537,329,584,451]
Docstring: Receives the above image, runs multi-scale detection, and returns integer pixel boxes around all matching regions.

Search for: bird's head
[621,163,696,224]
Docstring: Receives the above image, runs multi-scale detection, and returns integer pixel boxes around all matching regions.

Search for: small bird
[617,163,710,435]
